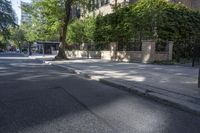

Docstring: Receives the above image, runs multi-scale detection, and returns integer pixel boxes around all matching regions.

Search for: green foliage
[0,35,7,49]
[67,18,85,44]
[95,6,133,43]
[67,16,96,44]
[10,22,39,50]
[156,3,200,59]
[30,0,90,41]
[28,0,91,58]
[21,0,200,59]
[32,0,66,35]
[92,0,200,59]
[0,0,16,39]
[10,27,26,51]
[0,41,6,49]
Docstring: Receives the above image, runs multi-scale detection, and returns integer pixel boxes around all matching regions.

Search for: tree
[10,27,26,53]
[10,20,40,55]
[0,0,16,39]
[0,34,6,49]
[29,0,90,59]
[67,16,96,45]
[20,22,39,55]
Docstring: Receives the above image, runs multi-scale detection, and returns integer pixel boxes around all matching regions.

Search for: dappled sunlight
[159,79,169,83]
[0,60,169,132]
[15,92,170,133]
[10,63,45,67]
[153,67,163,70]
[1,55,200,132]
[185,81,198,84]
[175,73,188,76]
[0,72,19,76]
[17,73,73,81]
[0,66,8,70]
[0,57,28,60]
[123,76,146,82]
[17,74,51,81]
[55,59,200,99]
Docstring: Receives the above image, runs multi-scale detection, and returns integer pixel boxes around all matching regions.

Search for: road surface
[0,53,200,133]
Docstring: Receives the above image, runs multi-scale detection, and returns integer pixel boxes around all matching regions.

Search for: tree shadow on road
[0,59,200,133]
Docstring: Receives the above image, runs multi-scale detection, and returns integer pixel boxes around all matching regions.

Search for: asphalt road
[1,53,200,133]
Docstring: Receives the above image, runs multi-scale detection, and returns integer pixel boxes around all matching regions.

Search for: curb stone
[46,61,200,116]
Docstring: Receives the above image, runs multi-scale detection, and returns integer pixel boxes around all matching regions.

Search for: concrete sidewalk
[28,54,56,60]
[45,59,200,115]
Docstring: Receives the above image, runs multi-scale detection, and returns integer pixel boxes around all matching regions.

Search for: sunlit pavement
[28,54,56,60]
[1,53,200,133]
[45,59,200,114]
[45,59,199,97]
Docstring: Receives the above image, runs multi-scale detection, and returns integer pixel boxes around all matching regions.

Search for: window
[89,0,110,11]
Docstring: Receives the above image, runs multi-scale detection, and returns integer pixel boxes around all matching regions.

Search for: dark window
[76,8,80,18]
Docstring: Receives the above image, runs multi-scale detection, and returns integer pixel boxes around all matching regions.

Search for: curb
[99,79,200,116]
[47,61,200,116]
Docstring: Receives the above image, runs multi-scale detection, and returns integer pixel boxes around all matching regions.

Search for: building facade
[164,0,200,9]
[87,0,199,17]
[87,0,135,16]
[35,41,59,55]
[171,0,192,7]
[192,0,200,9]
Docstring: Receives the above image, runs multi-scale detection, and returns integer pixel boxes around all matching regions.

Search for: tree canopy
[26,0,90,59]
[66,0,200,59]
[0,0,16,39]
[10,27,25,52]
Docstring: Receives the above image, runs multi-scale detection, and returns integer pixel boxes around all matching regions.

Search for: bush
[67,0,200,59]
[67,17,96,45]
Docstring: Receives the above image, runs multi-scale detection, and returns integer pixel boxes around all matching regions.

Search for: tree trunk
[115,0,117,6]
[55,0,72,60]
[18,43,22,53]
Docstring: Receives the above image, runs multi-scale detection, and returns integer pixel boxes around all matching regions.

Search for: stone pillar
[168,41,173,60]
[110,42,117,61]
[142,40,155,63]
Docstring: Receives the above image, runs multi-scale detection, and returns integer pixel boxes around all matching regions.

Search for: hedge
[67,0,200,59]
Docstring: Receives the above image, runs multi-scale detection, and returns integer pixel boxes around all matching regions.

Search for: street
[1,53,200,133]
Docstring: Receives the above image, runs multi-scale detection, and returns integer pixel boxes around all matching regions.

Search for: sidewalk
[45,59,200,115]
[28,54,56,60]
